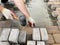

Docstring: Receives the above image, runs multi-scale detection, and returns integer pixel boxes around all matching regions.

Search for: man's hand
[28,17,36,27]
[1,8,18,20]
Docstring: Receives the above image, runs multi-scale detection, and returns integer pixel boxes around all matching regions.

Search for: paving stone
[33,28,41,40]
[18,31,26,43]
[52,44,60,45]
[40,28,48,41]
[58,26,60,30]
[37,41,45,45]
[9,28,19,43]
[0,28,11,42]
[56,8,60,11]
[27,41,35,45]
[0,42,10,45]
[46,26,60,34]
[53,34,60,43]
[21,26,32,34]
[46,44,51,45]
[0,20,12,28]
[46,34,54,44]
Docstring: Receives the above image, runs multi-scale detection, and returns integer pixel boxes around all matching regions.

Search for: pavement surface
[0,0,60,45]
[0,22,60,45]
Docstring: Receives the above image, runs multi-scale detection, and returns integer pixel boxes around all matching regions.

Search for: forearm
[0,5,4,12]
[13,0,30,18]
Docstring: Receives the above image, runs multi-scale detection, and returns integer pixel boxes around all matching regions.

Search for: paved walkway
[21,26,60,45]
[0,21,60,45]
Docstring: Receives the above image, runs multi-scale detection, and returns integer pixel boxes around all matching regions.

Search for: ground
[0,21,60,45]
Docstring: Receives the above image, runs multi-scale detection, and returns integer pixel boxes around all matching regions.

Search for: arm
[13,0,36,27]
[13,0,30,18]
[0,5,4,12]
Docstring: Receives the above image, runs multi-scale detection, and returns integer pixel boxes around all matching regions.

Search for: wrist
[1,8,6,12]
[0,6,4,12]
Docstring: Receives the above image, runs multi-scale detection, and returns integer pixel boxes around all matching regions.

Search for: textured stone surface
[0,20,12,28]
[46,26,60,34]
[0,28,11,42]
[33,28,41,40]
[52,44,60,45]
[0,42,10,45]
[9,28,19,43]
[27,41,35,45]
[18,31,26,43]
[40,28,48,41]
[53,34,60,43]
[46,34,54,44]
[37,41,45,45]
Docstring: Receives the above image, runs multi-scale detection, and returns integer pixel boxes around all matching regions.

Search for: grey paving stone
[37,41,45,45]
[40,28,48,41]
[18,31,26,43]
[9,28,19,43]
[0,42,10,45]
[0,28,11,42]
[27,41,35,45]
[32,28,41,40]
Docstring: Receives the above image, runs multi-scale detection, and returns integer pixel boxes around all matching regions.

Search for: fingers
[28,21,35,27]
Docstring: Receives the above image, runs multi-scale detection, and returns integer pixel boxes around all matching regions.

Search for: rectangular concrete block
[33,28,41,40]
[27,41,35,45]
[9,28,19,43]
[18,31,26,43]
[0,28,11,42]
[40,28,48,41]
[37,41,45,45]
[0,42,10,45]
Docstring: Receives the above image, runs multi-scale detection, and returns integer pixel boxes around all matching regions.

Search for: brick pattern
[0,25,60,45]
[22,26,60,45]
[46,26,60,34]
[52,44,60,45]
[46,34,54,44]
[53,34,60,43]
[46,26,60,45]
[0,28,11,42]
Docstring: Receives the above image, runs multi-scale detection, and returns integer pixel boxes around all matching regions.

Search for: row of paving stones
[0,21,60,45]
[46,26,60,45]
[17,26,60,45]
